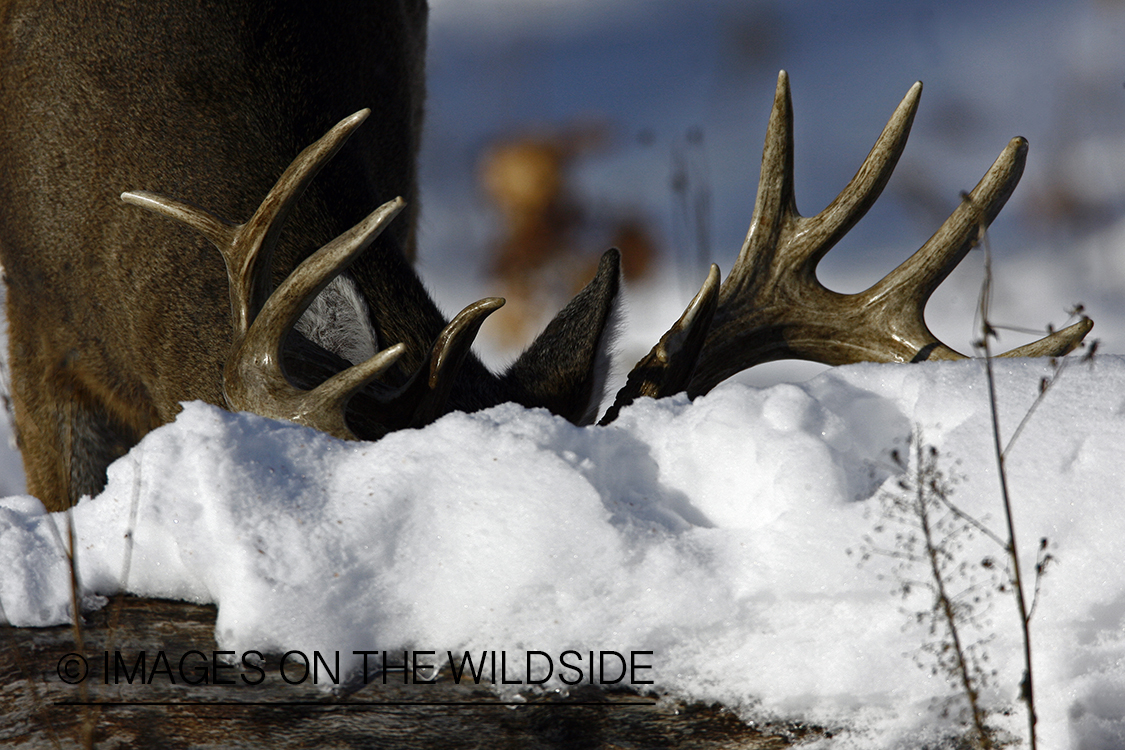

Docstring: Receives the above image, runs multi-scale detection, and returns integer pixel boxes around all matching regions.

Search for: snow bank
[2,356,1123,748]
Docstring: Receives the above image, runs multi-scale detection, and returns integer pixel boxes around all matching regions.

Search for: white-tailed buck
[0,1,1091,512]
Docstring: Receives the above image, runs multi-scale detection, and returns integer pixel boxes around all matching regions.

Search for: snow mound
[2,357,1124,748]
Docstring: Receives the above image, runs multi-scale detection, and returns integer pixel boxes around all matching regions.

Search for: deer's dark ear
[502,249,622,425]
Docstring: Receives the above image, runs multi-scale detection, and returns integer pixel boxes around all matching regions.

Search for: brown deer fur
[0,0,622,509]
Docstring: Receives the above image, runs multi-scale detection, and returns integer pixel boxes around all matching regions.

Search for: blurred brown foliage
[479,126,658,347]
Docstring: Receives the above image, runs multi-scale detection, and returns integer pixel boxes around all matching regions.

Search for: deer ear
[502,249,622,425]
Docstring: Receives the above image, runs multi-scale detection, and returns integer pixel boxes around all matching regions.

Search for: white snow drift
[2,356,1124,749]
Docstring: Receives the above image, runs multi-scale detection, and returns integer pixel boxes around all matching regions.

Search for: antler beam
[124,115,504,440]
[610,71,1091,415]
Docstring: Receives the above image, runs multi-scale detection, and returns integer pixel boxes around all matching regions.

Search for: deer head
[0,0,622,511]
[0,2,1090,512]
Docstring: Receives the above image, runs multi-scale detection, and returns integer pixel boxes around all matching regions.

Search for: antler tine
[789,78,922,273]
[120,190,238,250]
[223,196,408,438]
[999,319,1093,358]
[726,72,921,300]
[125,110,371,336]
[233,109,371,332]
[396,297,506,427]
[126,111,509,441]
[290,344,407,439]
[599,264,719,425]
[247,197,405,351]
[732,70,797,289]
[796,138,1032,365]
[614,73,1098,404]
[867,137,1026,314]
[329,297,505,438]
[863,137,1093,361]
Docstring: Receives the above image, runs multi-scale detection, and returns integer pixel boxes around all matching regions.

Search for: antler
[605,71,1092,419]
[123,78,1093,439]
[123,112,500,439]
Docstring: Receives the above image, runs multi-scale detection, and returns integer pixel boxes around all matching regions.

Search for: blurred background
[3,0,1123,496]
[419,0,1125,387]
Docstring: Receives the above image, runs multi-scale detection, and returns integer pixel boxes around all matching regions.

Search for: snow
[3,356,1125,748]
[3,0,1125,747]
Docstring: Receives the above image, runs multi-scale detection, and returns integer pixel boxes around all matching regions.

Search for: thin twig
[60,395,95,750]
[913,438,992,746]
[1026,538,1054,624]
[974,213,1037,750]
[1003,357,1069,459]
[107,447,143,639]
[933,491,1007,550]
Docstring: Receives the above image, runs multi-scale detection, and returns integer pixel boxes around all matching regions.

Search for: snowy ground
[2,356,1124,749]
[4,1,1125,748]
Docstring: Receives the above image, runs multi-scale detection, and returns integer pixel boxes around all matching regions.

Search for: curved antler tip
[705,263,721,289]
[894,81,923,122]
[341,109,371,127]
[684,265,720,324]
[997,316,1094,359]
[425,298,505,393]
[319,110,372,148]
[993,137,1029,167]
[120,190,188,221]
[377,196,408,219]
[119,190,154,206]
[999,136,1030,174]
[776,69,790,90]
[458,296,506,316]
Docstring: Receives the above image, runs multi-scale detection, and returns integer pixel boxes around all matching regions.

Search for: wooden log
[2,596,813,749]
